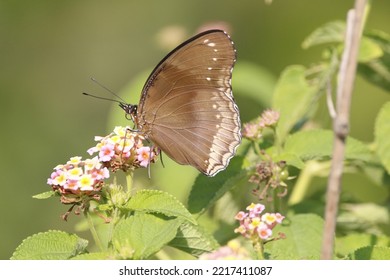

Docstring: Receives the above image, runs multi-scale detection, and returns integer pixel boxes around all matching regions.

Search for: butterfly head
[119,102,138,123]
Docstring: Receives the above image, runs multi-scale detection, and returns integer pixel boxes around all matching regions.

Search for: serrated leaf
[352,246,390,260]
[264,214,324,259]
[284,129,373,162]
[272,65,318,144]
[358,29,390,91]
[126,190,196,224]
[112,212,182,259]
[11,230,88,260]
[302,20,345,49]
[335,233,390,258]
[168,222,219,257]
[358,37,384,63]
[188,156,248,214]
[375,102,390,174]
[32,190,56,199]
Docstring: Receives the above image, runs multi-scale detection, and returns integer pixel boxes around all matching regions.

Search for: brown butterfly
[120,29,241,176]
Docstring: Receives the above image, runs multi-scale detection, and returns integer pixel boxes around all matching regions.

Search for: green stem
[253,240,265,260]
[361,0,371,33]
[272,188,280,213]
[125,171,134,194]
[106,207,119,249]
[288,161,330,205]
[252,141,262,157]
[85,210,105,251]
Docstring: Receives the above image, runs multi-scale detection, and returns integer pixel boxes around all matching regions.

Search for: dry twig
[321,0,367,259]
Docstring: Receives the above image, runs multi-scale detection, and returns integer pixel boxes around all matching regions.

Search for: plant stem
[126,171,134,194]
[106,207,119,248]
[288,161,330,205]
[254,240,265,260]
[321,0,367,260]
[252,141,262,157]
[85,210,105,251]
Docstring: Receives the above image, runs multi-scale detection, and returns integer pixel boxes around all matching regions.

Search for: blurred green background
[1,0,389,259]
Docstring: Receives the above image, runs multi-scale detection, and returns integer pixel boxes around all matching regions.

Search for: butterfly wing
[137,30,241,176]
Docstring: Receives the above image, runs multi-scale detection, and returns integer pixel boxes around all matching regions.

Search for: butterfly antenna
[82,92,122,104]
[90,77,127,103]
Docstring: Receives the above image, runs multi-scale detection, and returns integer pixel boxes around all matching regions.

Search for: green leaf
[273,153,305,169]
[126,190,196,224]
[352,246,390,260]
[302,20,345,49]
[374,101,390,174]
[302,21,382,62]
[112,212,182,259]
[32,190,56,199]
[188,156,248,214]
[358,29,390,91]
[264,214,324,259]
[71,252,115,260]
[168,222,219,257]
[233,61,276,110]
[283,129,373,162]
[11,230,88,260]
[358,37,384,63]
[338,203,390,234]
[335,233,390,258]
[272,65,318,144]
[341,176,389,204]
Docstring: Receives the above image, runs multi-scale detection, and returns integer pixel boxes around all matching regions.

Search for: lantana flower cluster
[234,203,284,241]
[87,126,159,172]
[47,126,159,216]
[47,156,109,204]
[199,240,250,260]
[242,109,280,140]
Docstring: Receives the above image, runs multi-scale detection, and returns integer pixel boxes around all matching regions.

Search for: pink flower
[87,146,98,155]
[234,211,248,221]
[259,109,280,127]
[137,146,154,168]
[257,223,273,240]
[275,213,285,223]
[247,203,265,218]
[261,213,277,225]
[99,144,115,162]
[199,240,251,260]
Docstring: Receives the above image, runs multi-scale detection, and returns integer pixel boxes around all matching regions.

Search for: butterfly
[120,29,241,176]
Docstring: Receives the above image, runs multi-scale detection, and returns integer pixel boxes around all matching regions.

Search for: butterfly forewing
[136,30,241,176]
